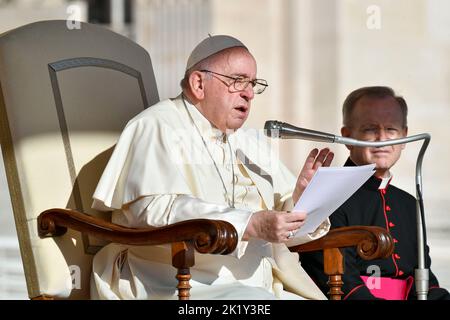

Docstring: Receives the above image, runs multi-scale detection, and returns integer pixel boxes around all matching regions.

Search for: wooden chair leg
[323,248,344,300]
[172,241,195,300]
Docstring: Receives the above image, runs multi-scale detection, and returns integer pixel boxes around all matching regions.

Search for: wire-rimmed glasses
[200,69,268,94]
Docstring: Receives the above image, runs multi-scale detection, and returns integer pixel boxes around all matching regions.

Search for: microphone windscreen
[264,120,281,138]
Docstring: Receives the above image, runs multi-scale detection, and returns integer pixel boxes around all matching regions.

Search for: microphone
[264,120,429,148]
[264,120,336,143]
[264,119,432,300]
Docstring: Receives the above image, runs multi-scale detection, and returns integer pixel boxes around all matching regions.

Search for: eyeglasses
[200,69,268,94]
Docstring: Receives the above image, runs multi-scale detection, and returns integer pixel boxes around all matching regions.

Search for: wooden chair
[0,20,393,300]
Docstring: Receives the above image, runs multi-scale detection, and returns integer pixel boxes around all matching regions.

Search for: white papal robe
[90,95,330,300]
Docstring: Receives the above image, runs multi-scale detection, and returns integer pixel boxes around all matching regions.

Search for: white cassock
[90,95,330,300]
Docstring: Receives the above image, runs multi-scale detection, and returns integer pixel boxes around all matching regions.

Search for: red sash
[360,276,414,300]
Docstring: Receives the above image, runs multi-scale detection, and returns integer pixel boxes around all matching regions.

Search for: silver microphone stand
[268,122,431,299]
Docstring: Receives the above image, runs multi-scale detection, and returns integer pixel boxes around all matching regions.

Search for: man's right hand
[243,210,307,243]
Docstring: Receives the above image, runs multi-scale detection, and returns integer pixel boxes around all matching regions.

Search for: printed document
[287,163,376,246]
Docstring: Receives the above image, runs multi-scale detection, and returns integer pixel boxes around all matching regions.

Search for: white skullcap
[185,35,247,71]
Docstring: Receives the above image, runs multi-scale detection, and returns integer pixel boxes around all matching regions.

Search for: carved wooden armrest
[289,226,394,300]
[37,208,238,299]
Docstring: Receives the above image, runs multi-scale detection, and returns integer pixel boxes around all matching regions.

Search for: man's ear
[401,126,408,149]
[341,126,352,151]
[189,71,205,100]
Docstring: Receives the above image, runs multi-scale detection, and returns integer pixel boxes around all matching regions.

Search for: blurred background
[0,0,449,299]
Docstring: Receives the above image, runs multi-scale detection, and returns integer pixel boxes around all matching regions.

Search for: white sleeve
[118,194,253,258]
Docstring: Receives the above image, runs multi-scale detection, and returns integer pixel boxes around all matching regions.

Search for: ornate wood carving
[323,248,344,300]
[38,208,238,255]
[38,208,238,301]
[290,226,394,259]
[172,242,195,300]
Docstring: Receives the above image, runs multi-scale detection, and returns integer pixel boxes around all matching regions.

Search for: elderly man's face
[341,96,408,178]
[200,48,257,132]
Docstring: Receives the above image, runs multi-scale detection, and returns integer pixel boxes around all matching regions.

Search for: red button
[386,205,391,211]
[389,222,395,228]
[399,270,404,276]
[393,238,398,243]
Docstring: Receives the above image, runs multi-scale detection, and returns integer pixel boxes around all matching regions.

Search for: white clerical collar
[181,94,233,143]
[378,174,392,190]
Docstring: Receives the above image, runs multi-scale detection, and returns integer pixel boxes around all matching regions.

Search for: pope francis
[90,35,334,300]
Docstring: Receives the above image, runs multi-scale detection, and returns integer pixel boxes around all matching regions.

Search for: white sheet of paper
[289,163,376,243]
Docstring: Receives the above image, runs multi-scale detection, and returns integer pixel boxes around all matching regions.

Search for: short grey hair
[180,59,211,91]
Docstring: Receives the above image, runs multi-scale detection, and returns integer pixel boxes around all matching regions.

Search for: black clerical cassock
[300,159,450,300]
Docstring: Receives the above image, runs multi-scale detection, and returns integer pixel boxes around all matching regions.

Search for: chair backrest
[0,20,159,299]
